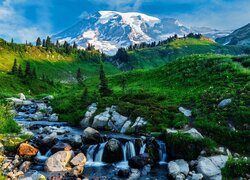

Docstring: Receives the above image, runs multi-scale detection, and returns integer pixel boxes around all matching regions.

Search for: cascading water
[123,141,136,161]
[140,144,146,154]
[95,142,107,162]
[157,141,167,164]
[86,143,107,166]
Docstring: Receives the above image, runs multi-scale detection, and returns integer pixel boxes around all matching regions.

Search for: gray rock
[179,107,192,117]
[80,103,98,128]
[218,99,232,108]
[19,161,31,173]
[168,161,180,178]
[131,117,147,128]
[19,93,26,100]
[92,109,111,129]
[176,173,185,180]
[184,128,203,138]
[108,111,128,132]
[141,164,151,175]
[70,153,86,166]
[37,103,47,111]
[129,169,141,180]
[43,95,54,101]
[48,113,58,122]
[190,173,203,180]
[175,159,189,176]
[120,120,132,133]
[29,112,44,121]
[83,127,101,144]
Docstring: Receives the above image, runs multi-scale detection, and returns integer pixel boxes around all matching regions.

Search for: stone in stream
[83,127,102,144]
[48,113,59,122]
[103,138,123,163]
[45,150,74,172]
[70,153,87,166]
[168,159,189,178]
[128,153,153,169]
[29,112,44,121]
[19,93,26,100]
[51,142,72,154]
[19,161,31,173]
[117,169,130,178]
[18,143,38,157]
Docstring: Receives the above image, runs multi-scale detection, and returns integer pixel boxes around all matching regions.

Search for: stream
[13,99,168,179]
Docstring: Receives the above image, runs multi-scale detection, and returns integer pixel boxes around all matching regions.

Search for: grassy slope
[127,38,249,69]
[84,54,250,154]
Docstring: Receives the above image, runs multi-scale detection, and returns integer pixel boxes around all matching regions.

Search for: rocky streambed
[1,94,243,180]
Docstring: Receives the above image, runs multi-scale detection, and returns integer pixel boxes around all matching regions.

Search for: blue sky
[0,0,249,43]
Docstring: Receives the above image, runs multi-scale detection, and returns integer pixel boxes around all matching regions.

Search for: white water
[157,141,167,164]
[95,142,107,162]
[123,141,136,161]
[140,144,146,154]
[86,143,107,167]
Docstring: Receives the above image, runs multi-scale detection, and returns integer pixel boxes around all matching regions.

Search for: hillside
[115,37,250,70]
[78,54,249,154]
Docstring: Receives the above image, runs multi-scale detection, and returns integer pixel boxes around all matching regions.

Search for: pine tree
[18,64,23,77]
[73,42,77,49]
[42,39,46,47]
[81,87,89,105]
[56,40,60,48]
[25,62,32,78]
[36,37,42,46]
[11,59,18,74]
[45,36,51,48]
[99,62,111,97]
[76,68,83,84]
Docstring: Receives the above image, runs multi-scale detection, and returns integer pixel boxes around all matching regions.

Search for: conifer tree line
[10,59,37,79]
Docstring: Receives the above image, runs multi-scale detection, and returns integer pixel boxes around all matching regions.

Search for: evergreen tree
[76,68,83,84]
[18,64,23,77]
[36,37,42,46]
[120,76,127,92]
[45,36,51,48]
[25,62,32,78]
[42,39,46,47]
[73,42,78,49]
[99,62,111,97]
[114,48,129,63]
[56,40,60,48]
[81,87,89,105]
[11,59,18,74]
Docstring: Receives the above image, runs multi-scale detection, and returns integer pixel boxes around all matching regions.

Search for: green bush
[165,133,217,161]
[0,105,20,134]
[222,158,250,179]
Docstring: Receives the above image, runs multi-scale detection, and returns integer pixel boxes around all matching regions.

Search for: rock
[42,132,57,144]
[45,151,74,172]
[19,93,26,100]
[118,169,130,178]
[48,113,58,122]
[175,159,189,176]
[179,107,192,117]
[176,173,185,180]
[131,117,147,128]
[197,155,228,180]
[43,95,54,101]
[22,100,33,105]
[7,97,23,105]
[108,111,128,131]
[103,139,123,163]
[37,103,47,111]
[80,103,98,128]
[18,143,38,157]
[129,169,141,180]
[83,127,102,144]
[51,142,72,154]
[0,143,4,154]
[166,128,178,134]
[30,171,46,180]
[65,135,82,148]
[29,112,44,121]
[70,153,86,166]
[218,98,232,108]
[168,161,180,178]
[184,128,203,138]
[190,173,203,180]
[141,164,151,175]
[19,161,31,173]
[120,120,132,133]
[92,109,111,129]
[129,153,152,169]
[72,165,84,176]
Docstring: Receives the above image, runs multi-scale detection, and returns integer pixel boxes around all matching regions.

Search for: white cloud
[0,0,51,43]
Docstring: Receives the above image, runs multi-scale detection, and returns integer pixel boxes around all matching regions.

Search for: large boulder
[103,139,123,163]
[48,113,59,122]
[51,142,72,154]
[92,109,111,129]
[128,153,153,169]
[108,111,128,132]
[131,117,147,129]
[184,128,203,139]
[18,143,38,157]
[80,103,98,128]
[83,127,102,144]
[197,155,228,180]
[175,159,189,176]
[70,153,86,166]
[120,120,132,133]
[19,93,26,100]
[45,151,74,172]
[168,161,180,178]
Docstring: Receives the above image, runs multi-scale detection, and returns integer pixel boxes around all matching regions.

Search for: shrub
[222,158,250,179]
[0,105,20,134]
[165,133,217,161]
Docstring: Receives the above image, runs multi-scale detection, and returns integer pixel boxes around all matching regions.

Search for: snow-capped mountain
[190,27,232,40]
[52,11,229,55]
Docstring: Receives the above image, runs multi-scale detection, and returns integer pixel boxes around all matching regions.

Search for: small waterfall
[139,144,146,154]
[157,141,167,163]
[45,150,52,157]
[86,144,98,162]
[123,141,136,161]
[95,142,107,162]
